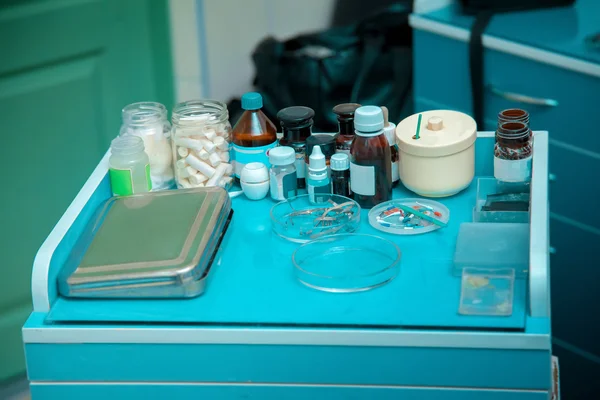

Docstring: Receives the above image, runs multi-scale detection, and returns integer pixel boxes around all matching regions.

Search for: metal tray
[58,187,232,298]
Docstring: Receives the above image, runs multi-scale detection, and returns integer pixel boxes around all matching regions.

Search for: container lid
[277,106,315,129]
[395,110,477,157]
[269,146,295,166]
[332,103,361,121]
[368,198,450,235]
[241,92,263,110]
[58,187,232,298]
[306,134,336,159]
[241,162,269,183]
[331,153,349,171]
[111,135,145,156]
[354,106,384,133]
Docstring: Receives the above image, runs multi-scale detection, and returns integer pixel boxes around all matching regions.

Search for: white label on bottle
[392,161,399,183]
[350,162,375,195]
[494,155,532,182]
[295,152,305,179]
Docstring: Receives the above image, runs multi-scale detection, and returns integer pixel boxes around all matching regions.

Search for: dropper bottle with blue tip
[307,145,332,203]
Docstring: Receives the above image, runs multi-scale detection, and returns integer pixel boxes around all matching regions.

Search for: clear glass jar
[171,100,233,189]
[109,135,151,196]
[120,102,174,191]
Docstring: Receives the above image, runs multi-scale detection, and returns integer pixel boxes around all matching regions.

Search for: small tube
[205,163,229,187]
[174,137,204,151]
[218,151,230,162]
[186,154,216,177]
[189,172,208,185]
[200,139,215,153]
[177,146,189,158]
[197,148,210,160]
[208,152,222,167]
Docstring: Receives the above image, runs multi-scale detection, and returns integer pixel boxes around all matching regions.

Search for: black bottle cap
[277,106,315,129]
[333,103,361,122]
[306,134,337,159]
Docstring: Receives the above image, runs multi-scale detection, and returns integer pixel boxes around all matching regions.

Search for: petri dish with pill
[368,198,449,235]
[171,100,233,190]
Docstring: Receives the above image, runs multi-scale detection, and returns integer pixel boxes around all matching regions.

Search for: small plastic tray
[453,222,529,278]
[270,194,360,243]
[459,268,515,316]
[368,198,450,235]
[292,233,401,293]
[473,178,530,223]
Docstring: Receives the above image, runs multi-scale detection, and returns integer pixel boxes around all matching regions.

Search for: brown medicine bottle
[333,103,361,155]
[350,106,392,208]
[231,92,277,183]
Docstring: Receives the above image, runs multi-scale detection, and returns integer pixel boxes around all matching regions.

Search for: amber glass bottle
[350,106,392,208]
[333,103,361,155]
[231,92,277,183]
[277,106,315,189]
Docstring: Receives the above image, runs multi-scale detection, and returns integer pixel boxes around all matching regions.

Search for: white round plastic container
[395,110,477,197]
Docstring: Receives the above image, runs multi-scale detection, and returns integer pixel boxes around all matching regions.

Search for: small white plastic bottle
[307,145,331,203]
[109,135,152,196]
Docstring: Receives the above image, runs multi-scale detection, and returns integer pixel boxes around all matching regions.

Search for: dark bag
[252,4,413,131]
[464,0,576,127]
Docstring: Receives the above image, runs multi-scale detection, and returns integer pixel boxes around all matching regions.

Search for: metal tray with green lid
[58,187,232,298]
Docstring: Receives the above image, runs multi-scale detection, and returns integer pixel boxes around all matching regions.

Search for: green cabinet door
[0,0,174,380]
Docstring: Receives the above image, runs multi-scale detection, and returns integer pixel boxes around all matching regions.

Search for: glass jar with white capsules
[171,100,233,189]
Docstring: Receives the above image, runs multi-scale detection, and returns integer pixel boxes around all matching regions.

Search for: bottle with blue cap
[349,105,392,208]
[231,92,277,183]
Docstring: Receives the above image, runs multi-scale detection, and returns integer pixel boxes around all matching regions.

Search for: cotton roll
[197,149,210,160]
[176,159,187,169]
[174,137,204,151]
[186,154,216,177]
[179,178,193,188]
[218,151,230,162]
[200,139,215,153]
[177,146,189,158]
[208,152,222,167]
[214,136,229,151]
[204,129,217,141]
[205,163,229,187]
[189,173,208,185]
[178,166,197,178]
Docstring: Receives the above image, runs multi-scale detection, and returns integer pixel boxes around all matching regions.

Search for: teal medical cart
[23,132,553,399]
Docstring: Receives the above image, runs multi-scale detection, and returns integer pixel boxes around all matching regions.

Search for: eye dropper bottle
[307,145,331,203]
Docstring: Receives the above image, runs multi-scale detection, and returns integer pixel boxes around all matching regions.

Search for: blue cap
[354,105,384,133]
[241,92,263,110]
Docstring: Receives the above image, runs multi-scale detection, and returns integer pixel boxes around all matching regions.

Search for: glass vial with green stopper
[381,106,400,187]
[333,103,361,155]
[269,146,298,201]
[307,145,331,203]
[331,153,351,197]
[350,106,392,208]
[231,92,277,183]
[277,106,315,189]
[109,135,152,196]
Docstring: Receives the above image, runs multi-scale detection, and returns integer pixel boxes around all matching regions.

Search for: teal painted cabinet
[0,0,174,380]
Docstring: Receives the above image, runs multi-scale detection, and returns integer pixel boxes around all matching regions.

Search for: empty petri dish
[292,233,401,293]
[458,267,515,316]
[270,194,360,243]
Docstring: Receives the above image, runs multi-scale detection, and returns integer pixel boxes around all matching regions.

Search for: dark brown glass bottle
[277,106,315,189]
[231,92,277,183]
[350,106,392,209]
[333,103,361,155]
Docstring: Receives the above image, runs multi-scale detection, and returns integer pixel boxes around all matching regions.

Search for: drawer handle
[489,85,559,107]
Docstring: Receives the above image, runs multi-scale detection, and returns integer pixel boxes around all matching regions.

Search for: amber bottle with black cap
[277,106,315,189]
[333,103,361,155]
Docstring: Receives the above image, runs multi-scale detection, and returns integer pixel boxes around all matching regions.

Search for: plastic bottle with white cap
[307,145,331,203]
[350,106,392,208]
[330,153,351,197]
[269,146,298,201]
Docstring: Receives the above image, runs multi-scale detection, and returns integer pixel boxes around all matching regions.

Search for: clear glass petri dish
[292,233,401,293]
[270,194,360,243]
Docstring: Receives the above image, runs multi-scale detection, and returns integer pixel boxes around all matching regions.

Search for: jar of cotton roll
[171,100,233,189]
